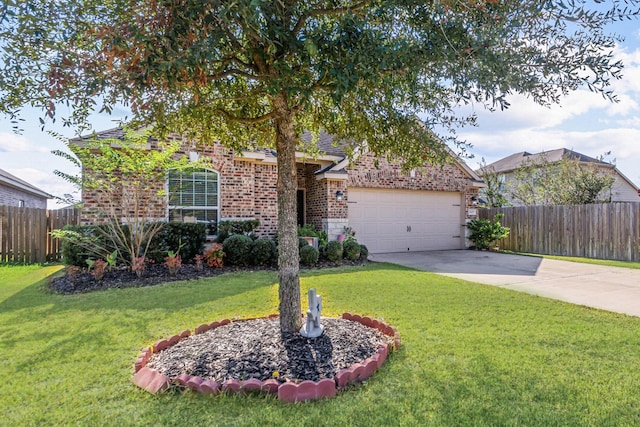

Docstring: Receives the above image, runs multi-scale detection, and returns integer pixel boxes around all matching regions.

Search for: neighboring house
[0,168,51,209]
[75,128,484,254]
[479,149,640,205]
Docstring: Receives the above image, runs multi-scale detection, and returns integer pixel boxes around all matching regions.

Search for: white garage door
[348,188,463,253]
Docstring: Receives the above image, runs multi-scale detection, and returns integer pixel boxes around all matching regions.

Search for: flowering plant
[203,243,225,268]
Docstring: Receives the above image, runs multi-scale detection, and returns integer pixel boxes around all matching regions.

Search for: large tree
[1,0,638,332]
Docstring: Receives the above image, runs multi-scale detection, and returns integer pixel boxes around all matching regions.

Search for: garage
[347,188,464,253]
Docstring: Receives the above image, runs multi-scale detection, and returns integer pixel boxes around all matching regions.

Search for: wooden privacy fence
[0,205,80,263]
[480,203,640,262]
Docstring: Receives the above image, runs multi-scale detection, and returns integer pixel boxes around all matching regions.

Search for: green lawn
[518,253,640,270]
[2,263,640,426]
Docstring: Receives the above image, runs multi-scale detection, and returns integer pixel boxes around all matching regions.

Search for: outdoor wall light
[470,196,478,206]
[336,191,344,202]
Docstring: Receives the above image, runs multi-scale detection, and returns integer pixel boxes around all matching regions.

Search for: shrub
[215,219,260,243]
[251,238,276,266]
[147,222,207,263]
[343,239,361,261]
[316,231,329,247]
[164,251,182,276]
[325,241,343,262]
[297,224,317,237]
[87,258,108,281]
[359,244,369,262]
[297,224,328,247]
[299,237,310,248]
[223,234,254,266]
[299,245,319,266]
[59,222,207,267]
[58,224,118,267]
[132,256,146,278]
[467,213,510,250]
[203,243,224,268]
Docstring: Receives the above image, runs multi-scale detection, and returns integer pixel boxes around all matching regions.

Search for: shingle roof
[300,130,347,157]
[480,148,608,174]
[72,127,348,157]
[0,168,51,199]
[69,127,126,142]
[72,127,482,183]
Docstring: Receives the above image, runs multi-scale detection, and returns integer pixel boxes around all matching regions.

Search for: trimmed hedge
[215,219,260,243]
[359,244,369,262]
[222,234,254,266]
[343,239,361,261]
[325,241,343,262]
[147,222,207,263]
[300,245,319,266]
[251,238,276,266]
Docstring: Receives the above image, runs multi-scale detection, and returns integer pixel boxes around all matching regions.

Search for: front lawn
[2,263,640,425]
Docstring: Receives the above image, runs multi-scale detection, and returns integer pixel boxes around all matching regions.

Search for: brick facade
[80,140,481,241]
[348,153,479,218]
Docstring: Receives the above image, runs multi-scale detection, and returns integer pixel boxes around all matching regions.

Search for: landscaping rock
[145,318,391,384]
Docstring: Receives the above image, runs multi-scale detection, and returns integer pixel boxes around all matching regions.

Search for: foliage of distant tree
[509,152,616,206]
[478,158,510,208]
[2,0,638,331]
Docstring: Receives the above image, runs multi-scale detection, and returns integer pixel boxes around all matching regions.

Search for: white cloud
[463,126,640,183]
[0,132,50,153]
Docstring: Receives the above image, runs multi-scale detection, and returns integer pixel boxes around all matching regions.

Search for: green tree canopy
[1,0,638,331]
[509,151,616,206]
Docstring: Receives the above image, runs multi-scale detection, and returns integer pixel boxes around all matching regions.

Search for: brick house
[0,168,51,209]
[77,128,484,253]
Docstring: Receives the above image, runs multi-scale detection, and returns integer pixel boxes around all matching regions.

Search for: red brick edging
[132,313,400,401]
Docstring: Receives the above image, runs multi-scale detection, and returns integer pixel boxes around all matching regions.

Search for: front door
[297,190,305,226]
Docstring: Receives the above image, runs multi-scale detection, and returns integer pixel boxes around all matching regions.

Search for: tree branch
[213,108,276,124]
[292,1,370,36]
[208,68,265,81]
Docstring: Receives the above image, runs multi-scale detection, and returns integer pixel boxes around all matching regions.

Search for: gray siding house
[0,169,51,209]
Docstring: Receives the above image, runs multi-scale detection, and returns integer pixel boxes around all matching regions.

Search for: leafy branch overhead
[1,1,637,165]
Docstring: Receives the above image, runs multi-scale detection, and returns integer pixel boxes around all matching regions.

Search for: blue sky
[2,19,640,208]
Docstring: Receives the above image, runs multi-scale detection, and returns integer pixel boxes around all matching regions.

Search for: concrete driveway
[369,250,640,317]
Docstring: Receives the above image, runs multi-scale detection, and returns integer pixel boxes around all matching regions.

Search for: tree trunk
[272,92,302,333]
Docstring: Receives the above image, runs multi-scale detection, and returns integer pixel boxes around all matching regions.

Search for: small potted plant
[164,251,182,276]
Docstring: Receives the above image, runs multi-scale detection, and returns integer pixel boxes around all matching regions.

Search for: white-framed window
[167,169,220,224]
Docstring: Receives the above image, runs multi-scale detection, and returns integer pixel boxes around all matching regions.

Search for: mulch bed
[49,260,365,294]
[146,317,391,384]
